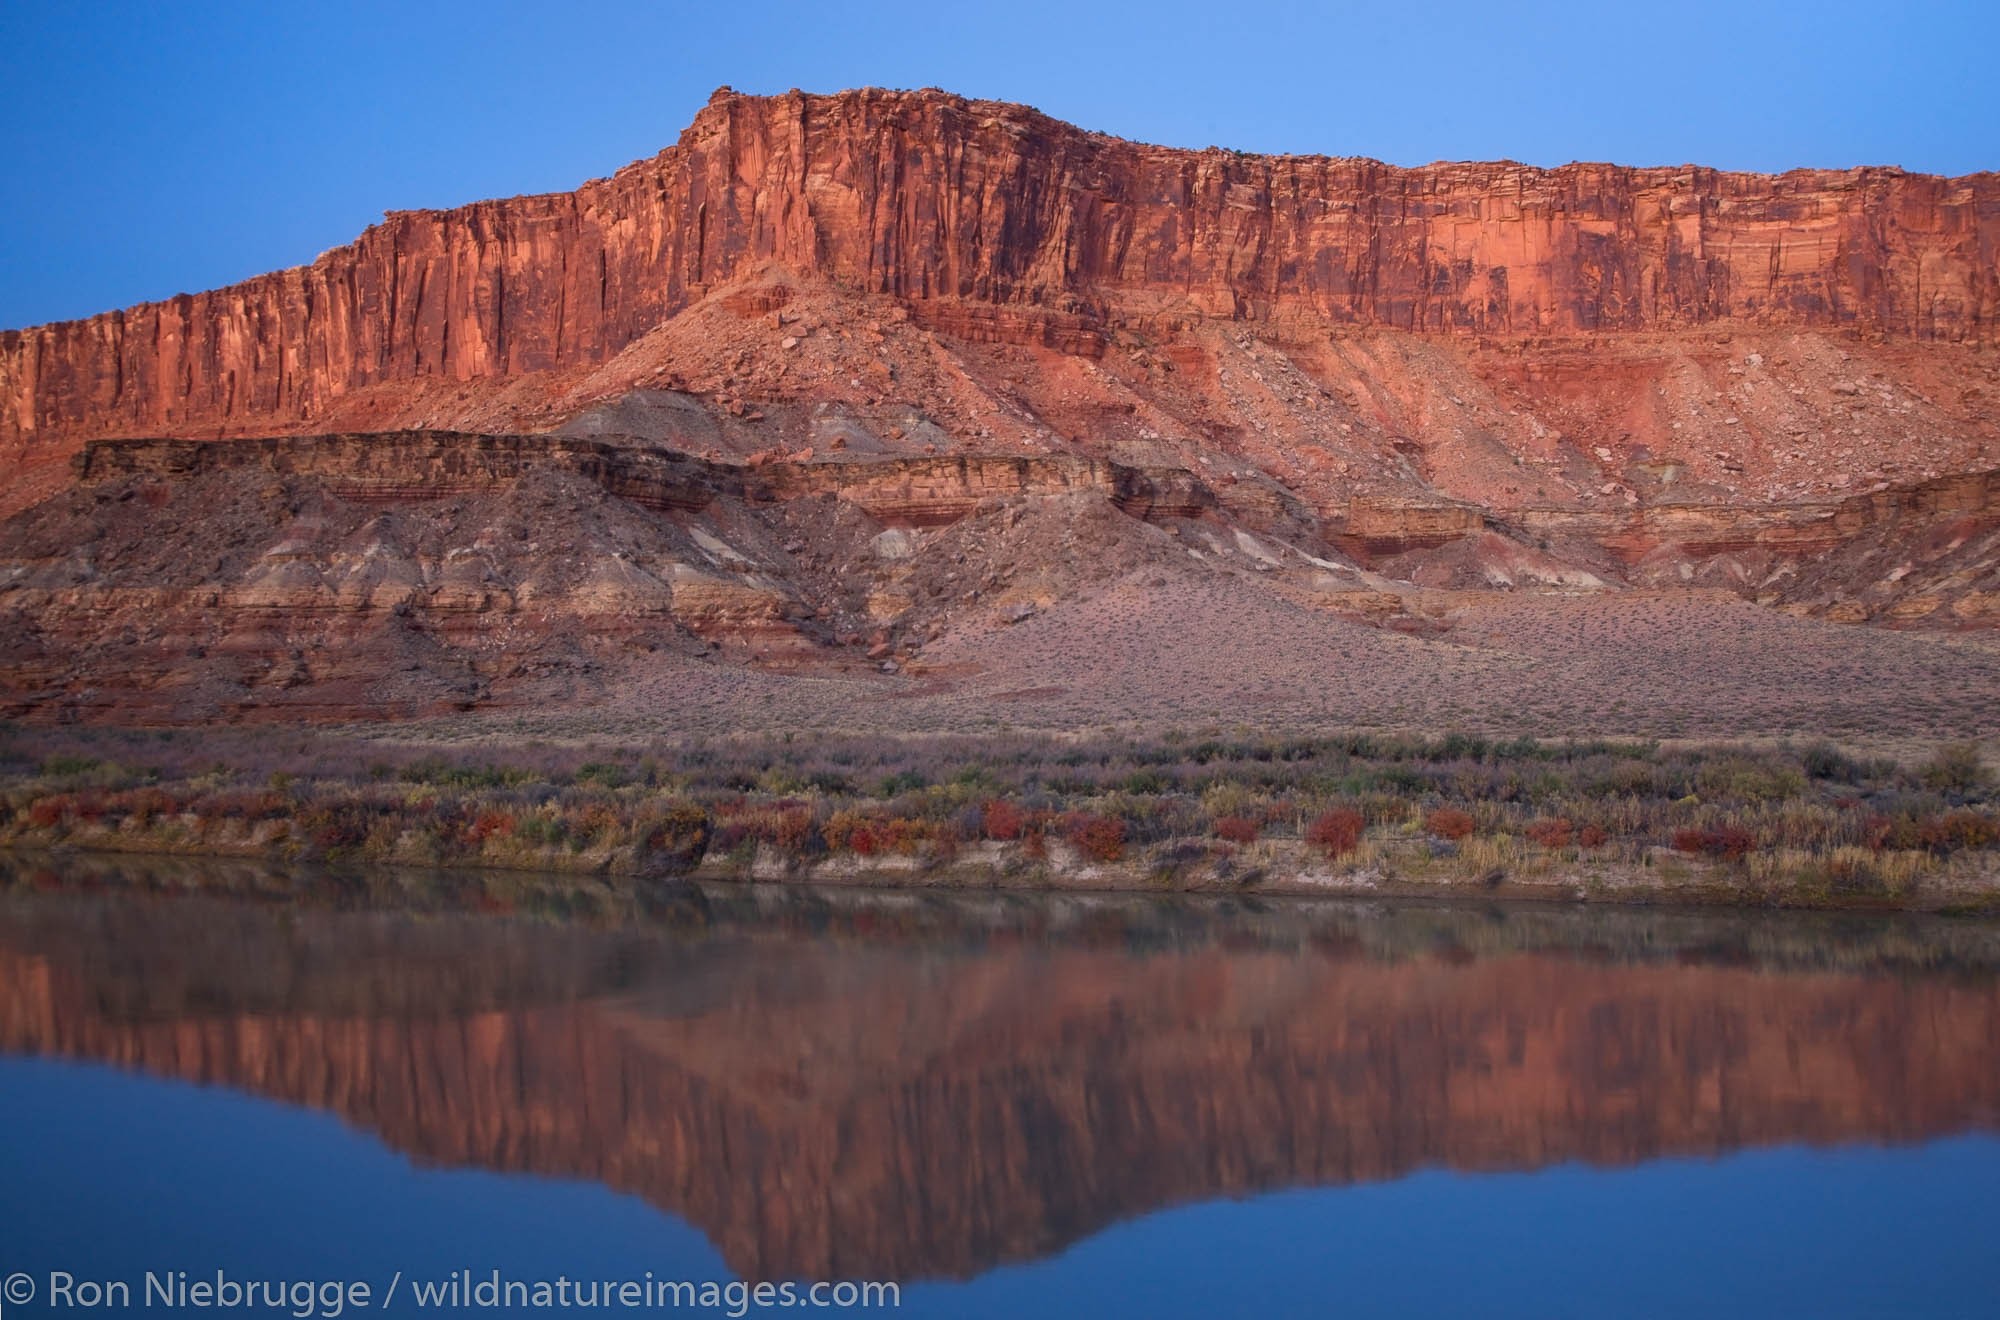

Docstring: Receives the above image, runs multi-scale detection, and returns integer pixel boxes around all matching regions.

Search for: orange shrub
[1306,808,1364,858]
[771,806,817,853]
[636,802,711,869]
[875,816,928,855]
[823,810,877,854]
[1578,824,1608,848]
[572,803,620,839]
[1065,812,1127,862]
[1425,807,1476,840]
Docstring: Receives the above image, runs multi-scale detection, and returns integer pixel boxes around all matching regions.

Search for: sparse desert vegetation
[3,723,1994,911]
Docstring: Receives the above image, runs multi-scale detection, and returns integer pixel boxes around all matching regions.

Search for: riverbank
[5,831,1998,911]
[8,852,2000,973]
[3,725,1996,912]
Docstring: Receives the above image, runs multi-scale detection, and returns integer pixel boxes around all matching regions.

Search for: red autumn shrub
[981,799,1026,841]
[468,810,515,842]
[1524,817,1574,848]
[1916,810,1998,852]
[1065,812,1127,862]
[27,796,70,828]
[1425,807,1476,840]
[820,810,857,851]
[193,791,287,822]
[1306,807,1364,858]
[1578,824,1608,848]
[110,787,179,825]
[1212,815,1260,845]
[311,819,367,850]
[1859,813,1896,851]
[1671,826,1756,859]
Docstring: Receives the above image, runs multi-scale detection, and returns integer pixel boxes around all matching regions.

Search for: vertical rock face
[3,86,1996,486]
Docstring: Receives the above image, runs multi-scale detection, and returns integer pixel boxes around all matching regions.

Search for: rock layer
[7,430,2000,722]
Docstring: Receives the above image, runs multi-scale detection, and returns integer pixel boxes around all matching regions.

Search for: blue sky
[1,0,1994,329]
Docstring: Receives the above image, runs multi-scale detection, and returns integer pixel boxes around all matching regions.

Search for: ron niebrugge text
[5,1272,899,1317]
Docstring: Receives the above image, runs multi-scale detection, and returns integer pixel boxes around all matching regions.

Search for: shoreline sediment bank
[3,727,1996,914]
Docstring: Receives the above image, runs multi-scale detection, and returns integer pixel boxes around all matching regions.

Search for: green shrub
[1696,757,1805,803]
[1920,743,1991,793]
[39,756,101,777]
[1800,741,1862,782]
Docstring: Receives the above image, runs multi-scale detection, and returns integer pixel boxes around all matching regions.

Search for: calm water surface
[1,856,1997,1318]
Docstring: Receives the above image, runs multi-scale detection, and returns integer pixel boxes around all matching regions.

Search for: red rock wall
[4,87,1996,478]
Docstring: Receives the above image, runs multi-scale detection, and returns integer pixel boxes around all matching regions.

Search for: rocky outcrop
[0,430,1243,720]
[2,890,1997,1280]
[3,86,1996,511]
[9,425,2000,723]
[69,431,1213,528]
[1490,469,2000,621]
[1332,496,1487,554]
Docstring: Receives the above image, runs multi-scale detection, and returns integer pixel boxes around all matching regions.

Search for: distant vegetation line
[1,724,1995,910]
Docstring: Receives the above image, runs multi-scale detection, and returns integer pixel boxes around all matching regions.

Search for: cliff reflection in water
[1,862,1998,1282]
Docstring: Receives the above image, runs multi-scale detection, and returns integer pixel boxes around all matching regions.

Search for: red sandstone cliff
[5,87,2000,724]
[4,87,1996,501]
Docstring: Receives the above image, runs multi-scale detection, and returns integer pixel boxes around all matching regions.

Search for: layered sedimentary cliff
[4,87,1999,725]
[5,428,1998,723]
[3,86,1996,508]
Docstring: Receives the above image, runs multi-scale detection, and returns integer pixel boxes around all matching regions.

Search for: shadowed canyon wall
[2,889,1997,1280]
